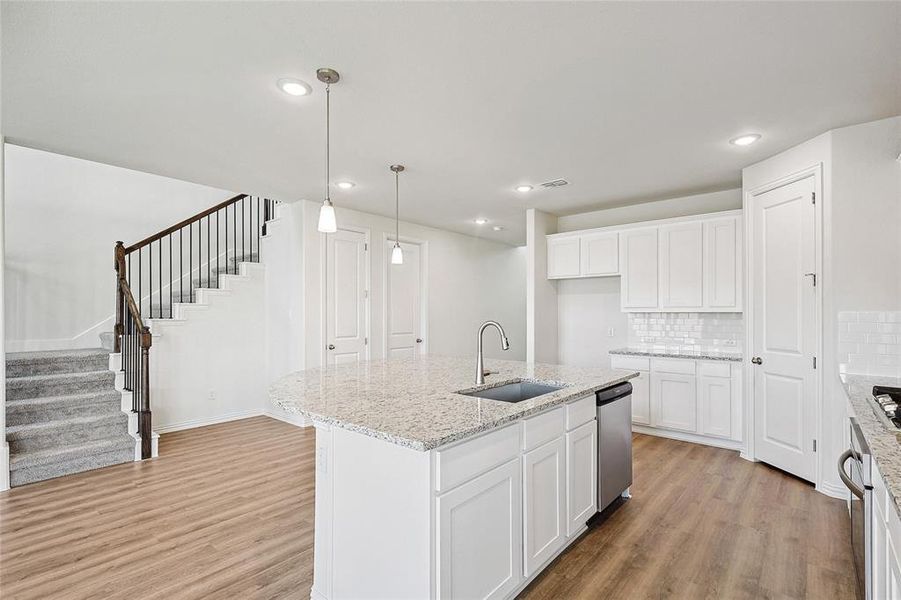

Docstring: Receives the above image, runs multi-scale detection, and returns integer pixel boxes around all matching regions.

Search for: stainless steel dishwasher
[596,382,633,511]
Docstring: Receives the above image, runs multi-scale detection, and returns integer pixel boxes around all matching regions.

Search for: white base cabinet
[872,463,901,599]
[611,354,743,449]
[310,392,604,600]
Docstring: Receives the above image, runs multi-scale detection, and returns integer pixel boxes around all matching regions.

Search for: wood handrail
[118,277,149,340]
[123,193,248,254]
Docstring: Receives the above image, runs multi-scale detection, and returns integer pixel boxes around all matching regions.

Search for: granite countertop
[610,346,743,362]
[270,355,637,451]
[840,373,901,517]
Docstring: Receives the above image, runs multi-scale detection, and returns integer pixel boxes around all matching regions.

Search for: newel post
[114,242,126,353]
[139,326,152,459]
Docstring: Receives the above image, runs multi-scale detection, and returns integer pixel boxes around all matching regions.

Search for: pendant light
[390,164,405,265]
[317,68,340,233]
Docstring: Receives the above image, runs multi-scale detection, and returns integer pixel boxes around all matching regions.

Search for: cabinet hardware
[803,272,817,287]
[751,357,763,365]
[813,439,817,452]
[811,192,816,205]
[813,356,817,369]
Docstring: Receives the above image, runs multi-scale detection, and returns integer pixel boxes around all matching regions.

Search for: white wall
[1,22,10,487]
[556,277,627,368]
[526,209,558,364]
[556,189,741,233]
[3,144,233,351]
[299,200,526,367]
[147,265,268,432]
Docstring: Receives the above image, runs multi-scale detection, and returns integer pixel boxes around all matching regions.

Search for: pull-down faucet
[475,321,510,385]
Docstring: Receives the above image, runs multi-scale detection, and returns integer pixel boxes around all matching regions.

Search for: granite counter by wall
[841,373,901,518]
[270,355,637,451]
[610,346,743,362]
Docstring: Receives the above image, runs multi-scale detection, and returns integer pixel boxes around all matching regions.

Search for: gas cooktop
[873,386,901,429]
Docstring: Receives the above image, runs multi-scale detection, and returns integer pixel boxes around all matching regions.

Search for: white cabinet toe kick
[310,394,611,600]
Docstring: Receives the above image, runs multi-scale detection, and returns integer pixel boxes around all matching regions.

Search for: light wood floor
[0,417,855,600]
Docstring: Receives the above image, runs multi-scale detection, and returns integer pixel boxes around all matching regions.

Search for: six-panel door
[436,458,523,600]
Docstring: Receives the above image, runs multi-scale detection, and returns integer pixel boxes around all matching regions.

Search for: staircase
[5,349,135,487]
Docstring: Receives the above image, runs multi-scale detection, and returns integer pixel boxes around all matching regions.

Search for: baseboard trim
[818,479,848,500]
[154,409,266,434]
[264,408,311,428]
[0,443,9,492]
[155,408,310,434]
[632,425,743,452]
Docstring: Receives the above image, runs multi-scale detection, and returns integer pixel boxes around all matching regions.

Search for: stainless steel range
[872,385,901,428]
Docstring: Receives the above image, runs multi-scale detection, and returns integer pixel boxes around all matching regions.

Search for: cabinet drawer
[435,423,520,492]
[522,406,565,452]
[565,395,596,431]
[698,361,731,378]
[651,358,696,375]
[610,355,650,371]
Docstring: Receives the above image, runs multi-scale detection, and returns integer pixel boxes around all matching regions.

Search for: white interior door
[751,176,817,483]
[326,229,368,365]
[386,241,422,359]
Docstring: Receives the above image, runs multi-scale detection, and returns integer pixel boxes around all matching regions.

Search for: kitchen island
[271,355,637,600]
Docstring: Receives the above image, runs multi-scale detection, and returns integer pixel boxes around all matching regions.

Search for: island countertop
[270,355,638,451]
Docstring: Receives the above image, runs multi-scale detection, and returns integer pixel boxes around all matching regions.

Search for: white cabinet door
[547,237,580,279]
[620,228,658,310]
[659,222,704,310]
[436,459,522,600]
[523,437,566,576]
[630,371,651,425]
[704,217,742,311]
[580,232,618,276]
[698,375,731,439]
[651,372,697,432]
[888,497,901,600]
[875,497,888,600]
[565,420,597,537]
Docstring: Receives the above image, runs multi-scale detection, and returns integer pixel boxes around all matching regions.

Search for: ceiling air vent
[540,178,569,188]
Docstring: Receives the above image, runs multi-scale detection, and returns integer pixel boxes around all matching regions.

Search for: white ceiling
[3,2,899,245]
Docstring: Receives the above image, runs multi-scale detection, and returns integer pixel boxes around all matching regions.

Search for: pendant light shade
[318,199,337,233]
[391,242,404,265]
[390,164,405,266]
[317,68,341,233]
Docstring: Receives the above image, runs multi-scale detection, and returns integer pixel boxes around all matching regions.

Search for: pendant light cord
[325,83,331,202]
[395,170,400,243]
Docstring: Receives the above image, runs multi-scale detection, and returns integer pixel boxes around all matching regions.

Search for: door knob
[416,338,423,343]
[327,344,336,350]
[751,357,763,365]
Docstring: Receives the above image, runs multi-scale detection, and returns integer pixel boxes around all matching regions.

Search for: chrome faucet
[476,320,510,385]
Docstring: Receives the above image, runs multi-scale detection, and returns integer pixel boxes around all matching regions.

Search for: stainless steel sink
[457,380,564,403]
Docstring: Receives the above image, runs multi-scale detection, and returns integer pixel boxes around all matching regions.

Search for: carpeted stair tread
[9,437,135,487]
[6,369,116,401]
[7,412,129,453]
[6,348,109,377]
[9,435,134,469]
[6,390,122,426]
[7,412,128,436]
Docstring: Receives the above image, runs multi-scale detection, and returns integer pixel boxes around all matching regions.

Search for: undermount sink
[457,380,564,403]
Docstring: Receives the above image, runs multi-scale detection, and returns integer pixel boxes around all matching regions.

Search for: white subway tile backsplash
[838,311,901,376]
[628,312,743,350]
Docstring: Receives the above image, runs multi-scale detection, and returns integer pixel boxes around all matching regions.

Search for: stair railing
[114,194,277,459]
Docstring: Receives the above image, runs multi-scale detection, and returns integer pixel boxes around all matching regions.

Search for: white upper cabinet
[620,228,659,309]
[704,216,742,311]
[658,222,704,310]
[580,232,619,276]
[547,237,581,279]
[546,211,743,313]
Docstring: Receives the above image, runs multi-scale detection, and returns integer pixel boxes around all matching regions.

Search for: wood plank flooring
[0,417,855,599]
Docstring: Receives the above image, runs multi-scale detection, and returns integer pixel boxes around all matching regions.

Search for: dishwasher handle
[838,449,864,499]
[596,382,633,406]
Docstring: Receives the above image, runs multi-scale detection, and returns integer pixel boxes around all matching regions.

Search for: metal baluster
[189,221,193,302]
[207,215,211,288]
[180,228,183,305]
[256,197,260,257]
[138,248,142,316]
[169,234,172,319]
[233,202,237,273]
[242,196,246,262]
[216,210,220,286]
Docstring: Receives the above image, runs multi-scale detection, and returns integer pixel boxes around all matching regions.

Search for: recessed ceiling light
[277,78,312,97]
[474,218,488,225]
[493,226,504,231]
[336,181,355,189]
[515,185,533,193]
[730,133,761,146]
